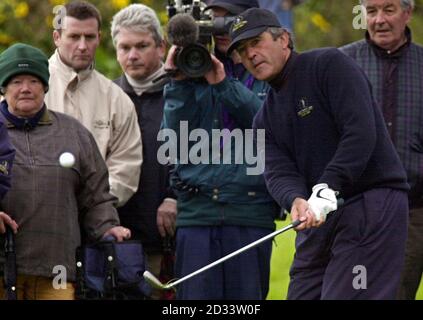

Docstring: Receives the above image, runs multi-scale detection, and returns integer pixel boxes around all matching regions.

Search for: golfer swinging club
[227,8,409,300]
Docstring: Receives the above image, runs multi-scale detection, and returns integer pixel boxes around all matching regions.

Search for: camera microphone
[167,13,199,47]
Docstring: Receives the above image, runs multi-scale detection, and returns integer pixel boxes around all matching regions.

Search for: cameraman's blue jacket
[163,66,277,229]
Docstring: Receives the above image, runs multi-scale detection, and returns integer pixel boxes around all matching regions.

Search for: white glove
[307,183,338,222]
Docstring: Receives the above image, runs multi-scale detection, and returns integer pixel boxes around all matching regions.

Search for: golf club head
[143,270,166,290]
[143,270,177,291]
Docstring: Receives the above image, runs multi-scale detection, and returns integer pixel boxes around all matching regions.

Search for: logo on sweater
[0,161,9,176]
[297,97,313,118]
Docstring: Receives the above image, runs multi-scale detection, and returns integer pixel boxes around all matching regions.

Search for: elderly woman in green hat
[0,43,130,300]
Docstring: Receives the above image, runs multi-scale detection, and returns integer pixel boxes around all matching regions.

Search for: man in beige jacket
[45,1,142,206]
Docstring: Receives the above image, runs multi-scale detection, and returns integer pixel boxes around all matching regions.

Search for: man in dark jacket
[162,0,278,300]
[111,4,177,299]
[339,0,423,300]
[229,8,409,299]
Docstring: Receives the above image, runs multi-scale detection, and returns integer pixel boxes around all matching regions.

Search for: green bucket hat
[0,43,49,88]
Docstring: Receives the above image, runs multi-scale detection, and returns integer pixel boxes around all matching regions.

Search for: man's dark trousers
[287,188,408,300]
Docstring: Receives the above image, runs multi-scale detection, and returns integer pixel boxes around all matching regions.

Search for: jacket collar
[116,67,167,96]
[366,26,411,59]
[269,50,298,91]
[115,74,134,94]
[50,50,93,88]
[0,100,52,129]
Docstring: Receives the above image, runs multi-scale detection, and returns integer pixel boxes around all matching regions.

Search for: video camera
[166,0,236,78]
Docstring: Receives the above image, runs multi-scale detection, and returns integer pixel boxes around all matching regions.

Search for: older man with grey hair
[111,4,177,300]
[340,0,423,300]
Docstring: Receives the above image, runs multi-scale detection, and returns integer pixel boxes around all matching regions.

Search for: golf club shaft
[164,219,302,289]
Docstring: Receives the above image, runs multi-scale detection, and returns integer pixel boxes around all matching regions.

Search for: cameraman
[163,0,278,300]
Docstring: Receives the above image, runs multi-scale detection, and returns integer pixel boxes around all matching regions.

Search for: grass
[267,220,423,300]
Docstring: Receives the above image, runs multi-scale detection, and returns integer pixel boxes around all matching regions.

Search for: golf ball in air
[59,152,75,168]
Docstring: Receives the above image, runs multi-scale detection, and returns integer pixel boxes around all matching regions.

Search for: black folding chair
[3,225,17,300]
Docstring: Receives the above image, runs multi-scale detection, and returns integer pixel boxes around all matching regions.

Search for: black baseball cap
[228,8,282,55]
[204,0,259,15]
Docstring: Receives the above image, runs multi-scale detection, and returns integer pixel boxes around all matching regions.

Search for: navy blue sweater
[253,48,409,211]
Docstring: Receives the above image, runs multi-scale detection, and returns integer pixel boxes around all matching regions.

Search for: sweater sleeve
[317,49,377,193]
[254,97,308,211]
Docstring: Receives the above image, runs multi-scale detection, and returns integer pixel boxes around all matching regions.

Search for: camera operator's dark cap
[228,8,281,55]
[205,0,259,15]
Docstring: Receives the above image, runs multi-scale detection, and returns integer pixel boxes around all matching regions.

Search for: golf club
[143,219,303,291]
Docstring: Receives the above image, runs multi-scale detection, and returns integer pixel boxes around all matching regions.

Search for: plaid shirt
[340,29,423,205]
